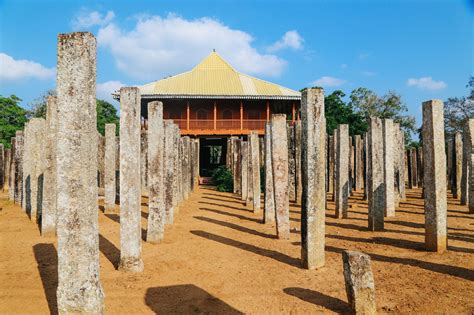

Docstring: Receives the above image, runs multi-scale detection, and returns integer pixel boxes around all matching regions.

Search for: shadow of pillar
[283,287,349,313]
[33,243,58,315]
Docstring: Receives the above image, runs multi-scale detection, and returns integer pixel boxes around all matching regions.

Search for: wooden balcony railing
[171,119,266,135]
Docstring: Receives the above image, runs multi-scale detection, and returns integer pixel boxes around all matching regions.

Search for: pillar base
[118,257,144,273]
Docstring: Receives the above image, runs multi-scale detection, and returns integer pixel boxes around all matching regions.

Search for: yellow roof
[138,51,300,100]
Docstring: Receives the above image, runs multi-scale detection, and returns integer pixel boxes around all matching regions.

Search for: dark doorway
[199,137,227,177]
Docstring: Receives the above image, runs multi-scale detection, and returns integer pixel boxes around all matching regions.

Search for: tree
[0,95,28,148]
[324,90,367,136]
[28,89,56,119]
[349,87,416,144]
[444,76,474,139]
[96,99,119,136]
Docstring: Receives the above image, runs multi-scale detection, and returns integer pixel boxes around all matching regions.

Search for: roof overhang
[113,93,301,101]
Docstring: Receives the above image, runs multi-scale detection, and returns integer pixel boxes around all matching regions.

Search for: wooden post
[214,101,217,130]
[266,101,270,121]
[240,101,244,130]
[186,101,190,130]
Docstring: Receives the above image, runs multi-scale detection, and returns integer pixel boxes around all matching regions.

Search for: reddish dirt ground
[1,186,473,314]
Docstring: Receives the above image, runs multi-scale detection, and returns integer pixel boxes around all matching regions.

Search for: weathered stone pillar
[342,250,376,315]
[234,139,242,195]
[118,87,144,272]
[0,144,3,191]
[328,135,334,194]
[383,119,395,217]
[301,88,326,269]
[231,137,239,193]
[349,140,355,194]
[104,123,117,213]
[264,123,275,224]
[335,124,349,218]
[408,148,417,189]
[368,117,384,231]
[295,121,303,204]
[164,120,175,224]
[466,119,474,213]
[288,124,296,201]
[42,96,58,236]
[461,130,469,205]
[14,130,24,205]
[147,101,165,244]
[354,135,364,191]
[182,136,191,199]
[56,32,104,313]
[452,132,463,198]
[249,131,261,213]
[271,114,289,239]
[332,130,337,201]
[97,133,105,192]
[363,133,368,201]
[422,100,447,252]
[241,141,249,202]
[8,137,15,201]
[417,147,423,188]
[4,148,10,192]
[172,125,180,213]
[140,130,148,195]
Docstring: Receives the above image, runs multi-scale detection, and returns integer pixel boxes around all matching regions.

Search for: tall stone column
[42,96,58,236]
[119,87,144,272]
[104,123,117,213]
[301,88,326,269]
[8,137,15,201]
[422,100,447,252]
[332,130,337,201]
[231,137,239,194]
[452,132,463,199]
[4,148,10,192]
[295,121,303,204]
[368,117,384,231]
[56,32,104,313]
[147,101,165,244]
[0,144,3,191]
[172,125,180,213]
[14,130,24,205]
[335,124,349,218]
[328,135,334,194]
[164,120,176,224]
[246,138,253,207]
[264,123,275,224]
[182,136,191,199]
[383,119,395,217]
[288,124,296,202]
[363,133,368,201]
[408,148,418,189]
[399,128,406,199]
[177,137,184,203]
[349,140,354,194]
[234,139,242,195]
[241,141,249,202]
[249,131,261,213]
[417,147,424,188]
[354,135,364,191]
[97,134,105,191]
[140,130,148,195]
[271,114,289,239]
[466,119,474,213]
[461,130,469,205]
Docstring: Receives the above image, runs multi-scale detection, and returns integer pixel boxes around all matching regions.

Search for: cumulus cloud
[97,13,287,80]
[72,10,115,29]
[407,77,446,91]
[267,30,304,52]
[0,52,55,81]
[97,80,126,103]
[312,76,346,87]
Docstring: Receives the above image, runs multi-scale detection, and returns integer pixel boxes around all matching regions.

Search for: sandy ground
[1,186,473,314]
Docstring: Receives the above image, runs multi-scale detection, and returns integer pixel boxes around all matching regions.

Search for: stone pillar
[119,87,144,272]
[104,123,117,213]
[368,117,384,231]
[231,137,239,194]
[147,101,165,244]
[363,133,368,201]
[56,32,104,313]
[264,123,275,224]
[4,148,10,192]
[140,130,148,195]
[417,147,424,188]
[42,96,58,236]
[349,140,354,194]
[461,130,469,205]
[0,144,3,191]
[335,124,349,218]
[172,125,180,213]
[234,139,242,195]
[97,134,105,191]
[182,136,191,199]
[115,136,120,204]
[164,120,175,224]
[332,130,337,201]
[288,124,296,202]
[408,148,417,189]
[354,135,364,191]
[8,137,15,201]
[466,119,474,213]
[452,132,463,199]
[241,141,248,202]
[295,121,303,204]
[342,250,376,315]
[14,130,24,205]
[422,100,447,252]
[301,88,326,269]
[328,135,334,194]
[383,119,395,217]
[249,131,261,213]
[271,114,289,239]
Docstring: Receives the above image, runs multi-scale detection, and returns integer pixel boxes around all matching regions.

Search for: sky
[0,0,472,129]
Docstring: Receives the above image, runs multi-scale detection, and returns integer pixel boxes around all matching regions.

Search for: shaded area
[283,287,349,313]
[145,284,243,314]
[191,230,300,268]
[194,216,275,239]
[199,200,251,212]
[33,243,58,315]
[199,207,261,223]
[99,233,120,269]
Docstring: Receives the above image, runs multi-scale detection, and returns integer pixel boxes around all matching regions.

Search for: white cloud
[407,77,446,91]
[312,76,346,87]
[72,10,115,29]
[0,52,55,81]
[97,80,126,103]
[267,30,304,52]
[97,13,287,80]
[340,63,348,69]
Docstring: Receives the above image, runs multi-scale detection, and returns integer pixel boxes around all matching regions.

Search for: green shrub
[211,166,233,192]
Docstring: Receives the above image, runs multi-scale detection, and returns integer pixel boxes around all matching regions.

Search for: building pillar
[452,132,463,199]
[140,130,148,195]
[186,101,190,130]
[240,101,244,130]
[241,141,248,202]
[164,120,176,224]
[363,133,368,201]
[466,119,474,213]
[271,114,289,239]
[409,148,417,189]
[288,124,296,202]
[249,131,261,213]
[118,87,145,272]
[14,130,24,206]
[213,101,217,130]
[8,137,15,201]
[383,119,395,217]
[354,135,364,191]
[422,100,447,252]
[147,101,165,244]
[335,124,349,218]
[264,123,275,224]
[4,148,10,192]
[97,133,105,191]
[234,139,242,195]
[104,123,117,213]
[42,96,58,236]
[56,32,104,313]
[172,125,180,213]
[331,130,337,201]
[417,147,424,188]
[368,117,384,231]
[301,88,326,269]
[0,144,3,191]
[295,121,303,204]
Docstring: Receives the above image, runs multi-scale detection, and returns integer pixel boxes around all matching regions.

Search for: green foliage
[0,95,28,148]
[96,99,120,136]
[28,89,55,119]
[444,76,474,139]
[211,166,233,192]
[325,90,367,136]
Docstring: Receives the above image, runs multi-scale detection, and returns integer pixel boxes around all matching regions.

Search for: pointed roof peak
[193,50,236,72]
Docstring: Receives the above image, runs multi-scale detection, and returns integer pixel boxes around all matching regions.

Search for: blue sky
[0,0,472,129]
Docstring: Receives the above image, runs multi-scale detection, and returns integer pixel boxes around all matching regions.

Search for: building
[130,51,301,177]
